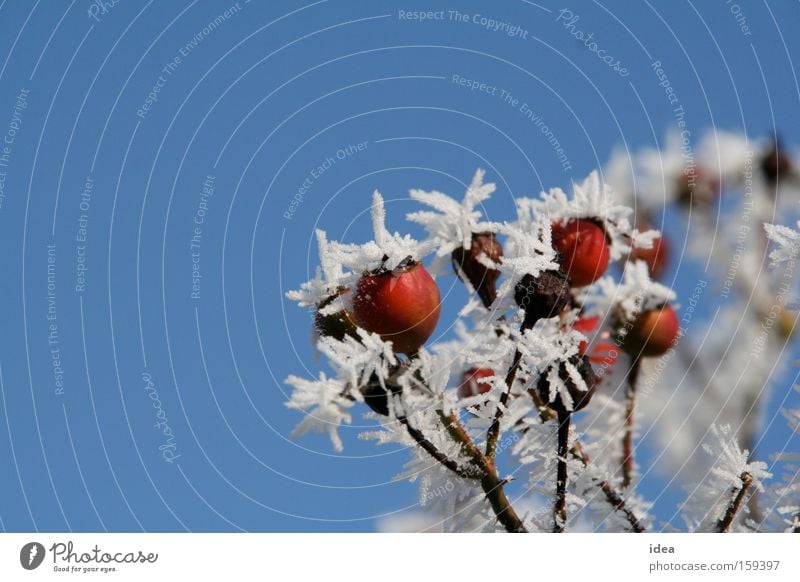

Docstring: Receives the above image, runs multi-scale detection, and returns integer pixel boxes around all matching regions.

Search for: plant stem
[397,416,480,480]
[486,319,535,458]
[570,442,646,532]
[715,472,753,532]
[485,348,523,458]
[554,410,571,533]
[520,397,646,531]
[527,387,558,422]
[621,357,641,489]
[438,411,528,533]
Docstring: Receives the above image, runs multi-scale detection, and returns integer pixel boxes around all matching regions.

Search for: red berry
[621,305,679,357]
[551,219,610,287]
[631,234,669,279]
[352,262,441,354]
[457,368,494,399]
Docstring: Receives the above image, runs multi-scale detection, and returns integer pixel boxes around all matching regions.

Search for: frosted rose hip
[551,218,610,287]
[352,262,441,354]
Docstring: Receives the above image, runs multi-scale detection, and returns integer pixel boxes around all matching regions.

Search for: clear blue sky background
[0,0,797,532]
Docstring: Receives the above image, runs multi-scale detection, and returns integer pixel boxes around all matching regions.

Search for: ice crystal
[517,170,657,260]
[285,229,347,309]
[682,424,771,532]
[332,191,436,273]
[765,221,800,266]
[284,373,352,452]
[407,168,498,256]
[590,260,676,321]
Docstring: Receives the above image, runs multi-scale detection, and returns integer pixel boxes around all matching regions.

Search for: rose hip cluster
[314,214,679,412]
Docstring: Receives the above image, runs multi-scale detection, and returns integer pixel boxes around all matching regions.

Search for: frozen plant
[285,165,794,532]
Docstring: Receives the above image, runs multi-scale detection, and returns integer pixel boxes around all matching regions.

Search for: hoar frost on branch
[285,154,796,532]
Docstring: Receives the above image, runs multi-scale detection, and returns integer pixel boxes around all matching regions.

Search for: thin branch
[621,357,642,488]
[521,395,646,532]
[570,442,646,533]
[715,472,753,533]
[486,317,537,458]
[438,411,528,533]
[485,348,523,458]
[554,411,571,533]
[397,416,481,480]
[527,387,558,422]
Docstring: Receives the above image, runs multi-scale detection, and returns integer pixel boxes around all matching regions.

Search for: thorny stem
[554,411,571,533]
[438,411,528,533]
[715,472,753,533]
[621,357,642,489]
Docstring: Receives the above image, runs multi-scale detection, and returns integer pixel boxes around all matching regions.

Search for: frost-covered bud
[537,354,597,415]
[314,289,358,341]
[675,170,719,207]
[451,232,503,307]
[619,305,679,357]
[514,270,571,328]
[760,140,794,185]
[360,373,402,417]
[352,257,441,355]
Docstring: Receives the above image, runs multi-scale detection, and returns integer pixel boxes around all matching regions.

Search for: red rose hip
[551,218,610,287]
[622,305,679,357]
[352,261,441,354]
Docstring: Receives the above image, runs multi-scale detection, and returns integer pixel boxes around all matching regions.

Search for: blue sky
[0,0,797,532]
